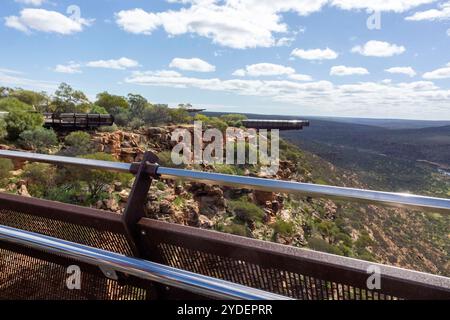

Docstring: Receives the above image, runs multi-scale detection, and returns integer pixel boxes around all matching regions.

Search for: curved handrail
[0,150,449,214]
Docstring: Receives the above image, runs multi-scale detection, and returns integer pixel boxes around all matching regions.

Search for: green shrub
[95,92,129,116]
[97,123,118,132]
[22,163,57,197]
[90,105,108,114]
[194,114,228,132]
[214,164,237,175]
[46,186,81,204]
[169,108,192,124]
[155,181,166,191]
[308,237,343,255]
[317,220,339,238]
[129,118,145,130]
[142,104,172,126]
[6,110,44,140]
[217,222,248,237]
[157,151,186,168]
[272,219,295,236]
[220,114,247,127]
[73,153,132,200]
[0,158,13,186]
[19,128,58,153]
[173,196,185,208]
[229,199,265,223]
[355,231,374,252]
[64,131,92,156]
[0,119,6,141]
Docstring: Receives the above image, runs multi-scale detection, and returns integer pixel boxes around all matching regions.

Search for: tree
[0,158,13,186]
[4,111,43,140]
[220,114,247,127]
[52,83,90,113]
[19,128,58,153]
[11,89,49,111]
[127,93,148,118]
[0,119,6,141]
[74,153,132,200]
[95,92,129,116]
[142,104,171,126]
[63,131,92,156]
[169,107,192,124]
[22,163,57,197]
[0,97,33,112]
[90,104,108,114]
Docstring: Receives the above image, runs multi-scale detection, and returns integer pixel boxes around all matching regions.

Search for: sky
[1,0,450,120]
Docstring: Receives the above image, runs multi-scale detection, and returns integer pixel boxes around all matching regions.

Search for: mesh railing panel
[0,247,147,300]
[155,242,394,300]
[0,208,133,256]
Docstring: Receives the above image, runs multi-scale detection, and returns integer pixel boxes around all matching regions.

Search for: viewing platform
[43,113,115,131]
[0,150,449,300]
[242,119,310,131]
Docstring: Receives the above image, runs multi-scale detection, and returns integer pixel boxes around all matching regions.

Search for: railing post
[122,151,159,256]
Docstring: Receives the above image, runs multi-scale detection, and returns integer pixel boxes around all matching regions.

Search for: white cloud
[447,28,450,36]
[15,0,46,5]
[54,62,82,74]
[233,63,295,77]
[330,65,369,76]
[124,69,450,119]
[331,0,437,13]
[288,73,313,81]
[5,9,93,35]
[232,69,246,77]
[0,68,56,91]
[351,40,405,57]
[115,9,161,35]
[291,48,338,60]
[169,58,216,72]
[86,57,139,70]
[423,66,450,79]
[114,2,434,49]
[15,0,46,7]
[405,2,450,21]
[385,67,416,77]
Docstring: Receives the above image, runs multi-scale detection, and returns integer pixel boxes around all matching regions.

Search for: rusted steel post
[122,151,159,256]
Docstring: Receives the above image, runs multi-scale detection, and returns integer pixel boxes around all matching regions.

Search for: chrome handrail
[0,225,290,300]
[1,150,449,214]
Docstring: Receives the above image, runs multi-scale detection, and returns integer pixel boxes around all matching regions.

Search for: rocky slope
[88,127,450,276]
[2,126,448,276]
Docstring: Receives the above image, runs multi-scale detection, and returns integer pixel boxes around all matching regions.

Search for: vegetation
[22,163,57,197]
[0,84,447,276]
[229,198,265,224]
[73,153,132,201]
[219,114,247,127]
[63,131,92,156]
[19,128,58,153]
[0,159,13,186]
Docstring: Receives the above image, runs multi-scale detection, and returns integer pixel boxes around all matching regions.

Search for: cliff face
[89,127,449,276]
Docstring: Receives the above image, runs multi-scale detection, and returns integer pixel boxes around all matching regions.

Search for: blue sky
[1,0,450,120]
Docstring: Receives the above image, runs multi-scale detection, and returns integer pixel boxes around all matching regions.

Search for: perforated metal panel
[155,241,393,300]
[0,247,147,300]
[0,209,133,255]
[138,219,450,300]
[0,193,148,300]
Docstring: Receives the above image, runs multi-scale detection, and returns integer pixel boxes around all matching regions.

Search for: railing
[0,225,287,300]
[0,150,449,300]
[1,150,449,214]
